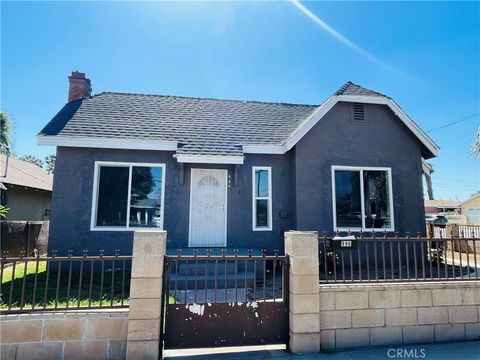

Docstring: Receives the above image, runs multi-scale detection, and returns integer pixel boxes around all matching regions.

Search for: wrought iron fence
[0,250,132,314]
[164,249,288,305]
[318,232,479,283]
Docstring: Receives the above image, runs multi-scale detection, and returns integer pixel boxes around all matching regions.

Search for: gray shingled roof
[335,81,387,98]
[39,82,386,156]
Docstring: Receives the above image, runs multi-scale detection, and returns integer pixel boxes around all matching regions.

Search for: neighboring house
[424,199,464,224]
[0,154,53,221]
[424,199,461,215]
[460,194,480,225]
[37,72,439,254]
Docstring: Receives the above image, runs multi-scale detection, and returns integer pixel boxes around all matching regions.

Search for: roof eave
[0,181,52,192]
[174,154,244,164]
[37,134,178,151]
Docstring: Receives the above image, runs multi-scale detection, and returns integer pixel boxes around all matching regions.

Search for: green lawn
[1,260,131,310]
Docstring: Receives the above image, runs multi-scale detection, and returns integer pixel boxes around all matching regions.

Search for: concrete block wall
[0,230,166,360]
[0,311,128,360]
[319,282,480,350]
[286,231,480,353]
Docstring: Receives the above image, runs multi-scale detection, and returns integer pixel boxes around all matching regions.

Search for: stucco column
[284,231,320,353]
[126,230,166,360]
[446,224,459,238]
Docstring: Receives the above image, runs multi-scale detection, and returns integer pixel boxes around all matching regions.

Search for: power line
[434,180,479,186]
[433,176,479,184]
[427,113,479,133]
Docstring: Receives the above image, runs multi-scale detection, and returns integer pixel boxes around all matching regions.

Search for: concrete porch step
[175,261,238,276]
[168,271,256,290]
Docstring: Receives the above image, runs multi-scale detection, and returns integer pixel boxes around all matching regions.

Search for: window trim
[331,165,395,232]
[252,166,272,231]
[90,161,166,232]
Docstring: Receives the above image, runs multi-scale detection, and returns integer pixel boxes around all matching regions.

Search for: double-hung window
[91,162,166,230]
[332,166,394,231]
[252,166,272,231]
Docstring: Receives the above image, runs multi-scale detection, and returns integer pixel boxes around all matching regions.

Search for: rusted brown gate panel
[161,252,289,350]
[164,301,287,348]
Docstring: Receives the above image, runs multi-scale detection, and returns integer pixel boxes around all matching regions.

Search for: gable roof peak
[335,81,388,98]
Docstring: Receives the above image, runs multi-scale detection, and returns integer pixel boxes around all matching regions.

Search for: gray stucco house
[38,72,439,255]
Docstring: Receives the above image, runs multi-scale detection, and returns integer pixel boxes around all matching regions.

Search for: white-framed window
[252,166,272,231]
[331,166,394,232]
[90,161,166,231]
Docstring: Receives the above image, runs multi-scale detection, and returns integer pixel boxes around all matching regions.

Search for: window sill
[90,227,164,232]
[335,228,395,233]
[253,227,272,232]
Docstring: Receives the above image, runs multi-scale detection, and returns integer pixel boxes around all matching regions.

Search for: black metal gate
[161,250,289,350]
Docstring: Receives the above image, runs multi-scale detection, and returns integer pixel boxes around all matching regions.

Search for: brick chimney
[68,71,91,102]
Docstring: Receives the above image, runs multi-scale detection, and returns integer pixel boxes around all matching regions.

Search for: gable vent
[353,103,365,121]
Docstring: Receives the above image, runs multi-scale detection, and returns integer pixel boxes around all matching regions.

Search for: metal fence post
[126,230,167,360]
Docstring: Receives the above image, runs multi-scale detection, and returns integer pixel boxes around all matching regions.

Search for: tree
[470,190,480,198]
[472,126,480,160]
[44,154,56,173]
[131,167,155,201]
[0,204,8,219]
[0,111,12,154]
[20,154,43,168]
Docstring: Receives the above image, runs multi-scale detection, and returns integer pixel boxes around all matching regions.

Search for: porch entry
[188,169,227,247]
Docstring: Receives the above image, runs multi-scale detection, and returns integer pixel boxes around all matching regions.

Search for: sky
[1,1,479,201]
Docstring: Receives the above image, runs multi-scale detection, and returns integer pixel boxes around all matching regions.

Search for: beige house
[0,154,53,220]
[460,194,480,225]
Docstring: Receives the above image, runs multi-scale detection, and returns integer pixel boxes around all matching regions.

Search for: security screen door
[188,169,227,247]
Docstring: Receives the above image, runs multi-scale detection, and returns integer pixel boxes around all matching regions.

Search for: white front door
[188,169,227,247]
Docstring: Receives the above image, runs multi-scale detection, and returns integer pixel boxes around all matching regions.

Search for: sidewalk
[164,341,480,359]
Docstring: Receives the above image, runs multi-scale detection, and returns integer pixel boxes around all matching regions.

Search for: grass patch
[2,261,47,283]
[1,259,131,310]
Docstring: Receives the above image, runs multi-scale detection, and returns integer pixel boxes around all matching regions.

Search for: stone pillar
[284,231,320,353]
[446,224,459,238]
[126,230,167,360]
[426,223,434,238]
